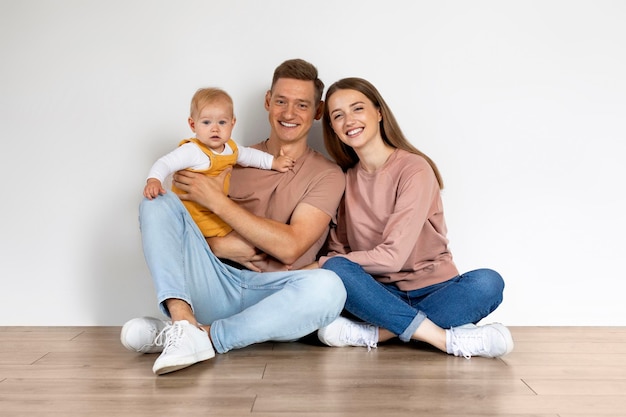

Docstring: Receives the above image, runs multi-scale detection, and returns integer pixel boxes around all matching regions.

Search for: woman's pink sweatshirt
[319,149,459,291]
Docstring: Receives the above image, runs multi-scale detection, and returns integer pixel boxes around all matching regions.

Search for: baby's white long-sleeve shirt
[147,141,273,183]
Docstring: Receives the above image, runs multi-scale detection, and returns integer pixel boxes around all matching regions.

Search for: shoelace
[448,327,482,359]
[344,322,378,351]
[154,323,178,352]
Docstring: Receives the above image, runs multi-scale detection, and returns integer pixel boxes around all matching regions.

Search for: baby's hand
[144,178,166,199]
[272,147,295,172]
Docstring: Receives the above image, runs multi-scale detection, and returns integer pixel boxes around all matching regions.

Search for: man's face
[265,78,321,144]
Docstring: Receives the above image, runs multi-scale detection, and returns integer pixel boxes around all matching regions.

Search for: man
[121,59,347,375]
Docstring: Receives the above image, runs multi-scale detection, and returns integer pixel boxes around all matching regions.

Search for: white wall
[1,0,625,326]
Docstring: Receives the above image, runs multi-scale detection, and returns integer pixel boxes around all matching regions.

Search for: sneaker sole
[153,348,216,375]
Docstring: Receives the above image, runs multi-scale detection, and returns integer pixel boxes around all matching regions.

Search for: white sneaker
[318,316,378,350]
[120,317,170,353]
[446,323,514,358]
[152,320,215,375]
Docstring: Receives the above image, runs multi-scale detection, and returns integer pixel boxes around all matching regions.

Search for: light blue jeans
[139,192,347,354]
[322,257,504,342]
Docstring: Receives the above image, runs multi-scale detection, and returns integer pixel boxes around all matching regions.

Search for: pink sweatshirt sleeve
[349,163,439,274]
[324,196,350,256]
[320,151,445,277]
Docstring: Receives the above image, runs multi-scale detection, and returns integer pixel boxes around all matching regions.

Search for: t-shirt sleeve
[300,164,345,225]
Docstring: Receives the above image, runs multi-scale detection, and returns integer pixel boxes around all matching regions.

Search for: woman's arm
[334,162,440,274]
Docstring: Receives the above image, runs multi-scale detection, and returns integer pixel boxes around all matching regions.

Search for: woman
[316,77,513,358]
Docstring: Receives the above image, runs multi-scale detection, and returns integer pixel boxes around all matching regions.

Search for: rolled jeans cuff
[399,310,427,342]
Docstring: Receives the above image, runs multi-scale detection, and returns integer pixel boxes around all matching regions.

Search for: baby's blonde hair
[190,87,234,119]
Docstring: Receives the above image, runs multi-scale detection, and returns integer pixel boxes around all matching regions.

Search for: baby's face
[189,104,235,151]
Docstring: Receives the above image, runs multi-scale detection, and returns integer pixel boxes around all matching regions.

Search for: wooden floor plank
[0,326,625,416]
[253,393,626,415]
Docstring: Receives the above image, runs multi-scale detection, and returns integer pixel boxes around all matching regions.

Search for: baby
[144,87,294,237]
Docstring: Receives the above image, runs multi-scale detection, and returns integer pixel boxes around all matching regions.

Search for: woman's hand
[299,261,320,270]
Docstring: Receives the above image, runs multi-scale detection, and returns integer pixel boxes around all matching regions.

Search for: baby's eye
[218,120,228,126]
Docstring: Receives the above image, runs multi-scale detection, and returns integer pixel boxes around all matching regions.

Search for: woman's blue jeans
[322,257,504,342]
[139,192,347,353]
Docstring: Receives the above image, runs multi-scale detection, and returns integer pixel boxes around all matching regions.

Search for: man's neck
[265,138,309,160]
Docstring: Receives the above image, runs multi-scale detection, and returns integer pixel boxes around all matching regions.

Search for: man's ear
[264,90,272,110]
[314,101,324,120]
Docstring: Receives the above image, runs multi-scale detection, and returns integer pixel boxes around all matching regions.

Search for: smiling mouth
[280,121,298,128]
[347,128,363,137]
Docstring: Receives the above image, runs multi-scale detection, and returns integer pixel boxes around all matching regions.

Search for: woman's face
[327,88,382,151]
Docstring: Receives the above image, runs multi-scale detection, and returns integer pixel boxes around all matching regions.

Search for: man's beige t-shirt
[229,141,345,270]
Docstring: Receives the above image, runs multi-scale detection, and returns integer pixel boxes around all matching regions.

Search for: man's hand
[172,168,230,210]
[207,231,268,272]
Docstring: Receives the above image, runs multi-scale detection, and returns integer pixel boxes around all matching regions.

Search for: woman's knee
[482,268,505,292]
[322,256,356,270]
[322,257,364,282]
[473,268,505,304]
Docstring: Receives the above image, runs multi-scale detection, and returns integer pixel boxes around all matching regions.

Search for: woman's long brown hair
[322,77,443,189]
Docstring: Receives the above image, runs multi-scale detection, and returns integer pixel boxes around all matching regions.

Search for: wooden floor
[1,326,625,416]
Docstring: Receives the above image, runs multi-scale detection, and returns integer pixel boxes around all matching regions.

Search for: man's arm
[173,169,331,266]
[206,231,267,272]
